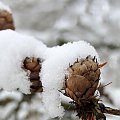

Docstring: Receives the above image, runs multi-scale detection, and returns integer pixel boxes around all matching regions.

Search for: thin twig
[103,106,120,116]
[97,103,120,117]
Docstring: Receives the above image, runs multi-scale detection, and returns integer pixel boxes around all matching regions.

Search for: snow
[0,29,46,94]
[105,87,120,107]
[0,102,17,119]
[0,91,22,101]
[100,87,120,120]
[18,102,30,120]
[40,41,99,118]
[0,1,11,12]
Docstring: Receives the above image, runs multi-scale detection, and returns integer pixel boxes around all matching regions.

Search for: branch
[103,106,120,116]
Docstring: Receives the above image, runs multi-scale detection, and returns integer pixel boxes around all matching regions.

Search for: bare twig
[103,106,120,116]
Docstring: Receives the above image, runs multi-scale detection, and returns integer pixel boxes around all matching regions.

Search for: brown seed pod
[23,57,43,93]
[0,10,15,30]
[64,56,106,120]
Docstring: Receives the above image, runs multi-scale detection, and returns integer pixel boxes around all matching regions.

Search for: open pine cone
[65,56,100,104]
[64,56,106,120]
[0,10,15,30]
[23,57,43,93]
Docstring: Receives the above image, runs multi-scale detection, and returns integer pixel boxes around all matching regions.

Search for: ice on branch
[40,41,100,118]
[0,29,46,94]
[0,1,11,13]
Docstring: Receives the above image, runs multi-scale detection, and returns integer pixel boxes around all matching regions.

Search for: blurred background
[1,0,120,119]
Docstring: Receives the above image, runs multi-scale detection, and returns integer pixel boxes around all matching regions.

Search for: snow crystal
[40,41,99,118]
[0,29,46,94]
[0,1,11,12]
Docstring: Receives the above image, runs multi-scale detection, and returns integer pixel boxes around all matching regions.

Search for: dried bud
[23,57,43,93]
[0,10,15,30]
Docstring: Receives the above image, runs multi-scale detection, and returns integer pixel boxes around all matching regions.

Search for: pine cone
[0,10,15,30]
[23,57,43,93]
[65,56,100,104]
[64,56,106,120]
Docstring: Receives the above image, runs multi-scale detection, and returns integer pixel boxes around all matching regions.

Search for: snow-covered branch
[0,1,120,120]
[0,30,46,94]
[0,29,101,118]
[0,28,119,120]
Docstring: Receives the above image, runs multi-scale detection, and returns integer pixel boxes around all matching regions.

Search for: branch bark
[103,106,120,116]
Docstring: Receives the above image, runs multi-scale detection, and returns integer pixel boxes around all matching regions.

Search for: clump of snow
[40,41,100,118]
[0,1,11,13]
[0,29,46,94]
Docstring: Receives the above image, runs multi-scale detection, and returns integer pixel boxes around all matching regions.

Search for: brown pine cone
[64,56,106,120]
[0,10,15,30]
[23,57,43,93]
[65,56,101,104]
